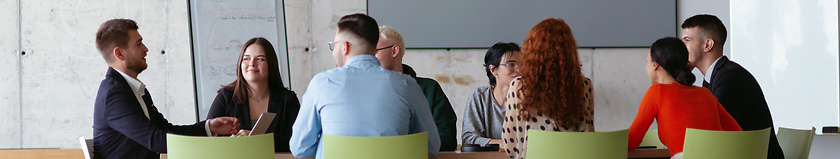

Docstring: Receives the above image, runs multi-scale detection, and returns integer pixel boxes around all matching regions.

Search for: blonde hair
[378,26,406,57]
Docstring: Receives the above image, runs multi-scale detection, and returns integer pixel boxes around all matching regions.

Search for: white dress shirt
[114,69,150,119]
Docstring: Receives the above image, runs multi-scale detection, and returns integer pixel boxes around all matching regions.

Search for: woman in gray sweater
[462,42,522,145]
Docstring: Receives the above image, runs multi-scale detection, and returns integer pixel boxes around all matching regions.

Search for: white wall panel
[731,0,839,131]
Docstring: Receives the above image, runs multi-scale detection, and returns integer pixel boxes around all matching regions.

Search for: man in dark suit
[92,19,240,159]
[681,14,784,159]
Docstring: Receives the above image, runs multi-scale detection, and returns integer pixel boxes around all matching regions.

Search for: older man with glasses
[372,26,458,151]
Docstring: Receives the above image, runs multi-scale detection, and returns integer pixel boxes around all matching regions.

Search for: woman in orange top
[628,37,741,158]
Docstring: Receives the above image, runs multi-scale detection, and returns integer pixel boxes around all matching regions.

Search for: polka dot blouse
[501,76,595,159]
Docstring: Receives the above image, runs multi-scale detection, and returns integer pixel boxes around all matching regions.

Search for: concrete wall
[1,0,22,148]
[1,0,729,148]
[2,0,197,148]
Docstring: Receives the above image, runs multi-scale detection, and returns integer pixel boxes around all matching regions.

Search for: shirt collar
[114,68,146,96]
[704,56,724,82]
[401,64,417,78]
[344,54,380,66]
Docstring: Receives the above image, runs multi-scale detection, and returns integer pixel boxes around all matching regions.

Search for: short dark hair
[95,19,138,62]
[681,14,727,48]
[337,13,379,49]
[483,42,520,86]
[220,37,288,104]
[650,37,696,86]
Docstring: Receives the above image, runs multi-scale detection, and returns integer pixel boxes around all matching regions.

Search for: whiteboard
[368,0,676,48]
[189,0,290,120]
[731,0,839,132]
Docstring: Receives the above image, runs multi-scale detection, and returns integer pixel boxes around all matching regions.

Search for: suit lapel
[107,67,153,121]
[142,89,153,111]
[142,89,160,123]
[265,93,280,133]
[708,56,730,91]
[237,100,252,130]
[105,68,131,93]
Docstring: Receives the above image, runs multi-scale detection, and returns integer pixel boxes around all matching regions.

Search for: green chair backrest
[323,132,427,159]
[526,129,628,159]
[777,127,816,159]
[166,133,274,159]
[683,127,771,159]
[639,129,668,149]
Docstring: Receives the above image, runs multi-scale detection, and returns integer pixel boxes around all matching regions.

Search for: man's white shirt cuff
[205,121,215,136]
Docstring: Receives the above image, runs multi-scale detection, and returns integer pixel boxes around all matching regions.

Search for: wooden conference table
[0,149,85,159]
[160,148,670,159]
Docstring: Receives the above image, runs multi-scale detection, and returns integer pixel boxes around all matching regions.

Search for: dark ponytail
[650,37,696,86]
[483,42,521,86]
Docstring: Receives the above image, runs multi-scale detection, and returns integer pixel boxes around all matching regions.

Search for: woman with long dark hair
[627,37,741,158]
[206,37,300,152]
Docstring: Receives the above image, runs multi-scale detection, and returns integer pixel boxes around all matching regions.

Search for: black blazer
[206,87,301,152]
[704,56,785,159]
[93,67,208,159]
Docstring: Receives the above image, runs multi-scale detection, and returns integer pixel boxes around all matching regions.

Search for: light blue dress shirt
[289,55,441,158]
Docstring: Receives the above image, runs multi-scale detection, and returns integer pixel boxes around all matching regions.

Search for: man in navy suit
[682,14,784,159]
[92,19,240,159]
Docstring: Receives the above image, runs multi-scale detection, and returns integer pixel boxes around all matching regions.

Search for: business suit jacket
[93,67,208,159]
[704,56,785,159]
[206,88,301,152]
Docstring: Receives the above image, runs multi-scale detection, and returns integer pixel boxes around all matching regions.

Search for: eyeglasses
[328,41,348,51]
[376,45,395,51]
[499,63,518,69]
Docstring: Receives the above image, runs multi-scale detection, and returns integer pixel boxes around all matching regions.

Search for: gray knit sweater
[461,86,506,145]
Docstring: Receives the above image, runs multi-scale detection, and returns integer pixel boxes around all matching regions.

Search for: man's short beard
[127,62,147,74]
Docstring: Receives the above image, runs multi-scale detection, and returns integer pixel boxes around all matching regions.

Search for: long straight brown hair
[518,18,586,128]
[219,37,286,104]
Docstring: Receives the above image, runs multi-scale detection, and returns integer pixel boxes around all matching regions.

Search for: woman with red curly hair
[501,18,595,159]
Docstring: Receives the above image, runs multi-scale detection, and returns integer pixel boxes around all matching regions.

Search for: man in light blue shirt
[289,13,440,159]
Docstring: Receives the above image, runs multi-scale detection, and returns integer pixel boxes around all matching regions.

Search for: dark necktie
[141,89,153,120]
[142,89,153,109]
[702,80,710,88]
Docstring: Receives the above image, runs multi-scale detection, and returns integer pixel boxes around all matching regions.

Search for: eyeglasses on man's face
[376,45,395,51]
[328,41,348,51]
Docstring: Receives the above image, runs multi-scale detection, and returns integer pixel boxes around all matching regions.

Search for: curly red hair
[517,18,586,128]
